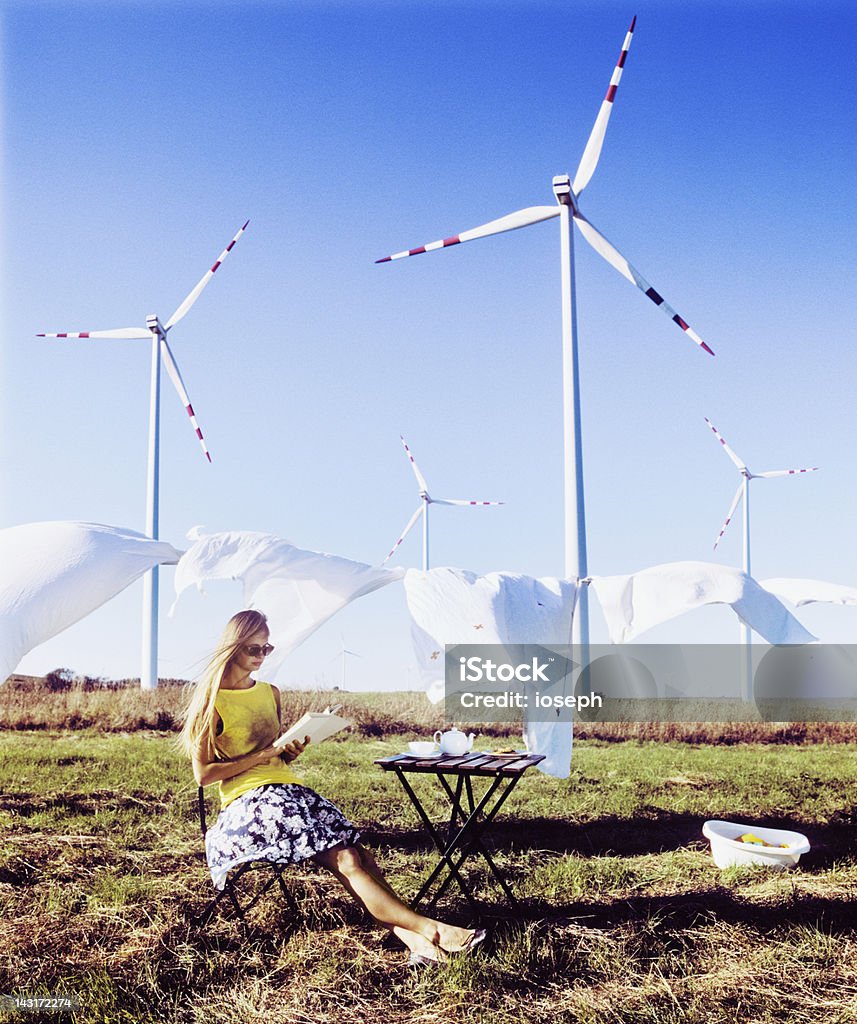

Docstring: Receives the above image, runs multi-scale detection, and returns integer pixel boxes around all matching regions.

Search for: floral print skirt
[205,783,362,890]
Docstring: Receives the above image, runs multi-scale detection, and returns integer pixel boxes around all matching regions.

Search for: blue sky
[3,0,856,688]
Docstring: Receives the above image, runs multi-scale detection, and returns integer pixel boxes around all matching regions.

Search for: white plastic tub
[702,820,810,869]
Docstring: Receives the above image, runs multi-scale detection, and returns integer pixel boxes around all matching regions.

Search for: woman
[180,609,485,965]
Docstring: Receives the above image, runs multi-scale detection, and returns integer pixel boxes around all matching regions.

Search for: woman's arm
[191,705,310,787]
[194,740,310,787]
[272,684,283,727]
[192,740,287,788]
[270,683,311,762]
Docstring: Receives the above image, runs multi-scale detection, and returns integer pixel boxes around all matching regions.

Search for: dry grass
[0,674,453,737]
[5,674,857,744]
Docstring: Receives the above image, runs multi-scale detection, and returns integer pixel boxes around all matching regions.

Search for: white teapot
[433,727,476,755]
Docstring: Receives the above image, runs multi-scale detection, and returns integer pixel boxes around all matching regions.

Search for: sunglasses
[244,643,275,657]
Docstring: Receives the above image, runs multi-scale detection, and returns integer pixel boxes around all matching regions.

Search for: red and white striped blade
[756,467,819,478]
[573,211,714,355]
[376,206,559,263]
[573,16,636,196]
[164,220,250,331]
[433,498,505,507]
[383,504,425,564]
[159,337,212,462]
[713,481,744,551]
[704,417,747,471]
[400,435,429,492]
[36,327,150,339]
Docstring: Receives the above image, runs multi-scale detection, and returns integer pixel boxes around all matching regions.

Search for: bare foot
[435,922,478,953]
[393,926,447,962]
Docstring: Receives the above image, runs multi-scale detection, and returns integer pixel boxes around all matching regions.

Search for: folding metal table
[374,750,545,914]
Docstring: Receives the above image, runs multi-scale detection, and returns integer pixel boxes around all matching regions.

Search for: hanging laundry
[0,522,182,684]
[589,560,817,645]
[760,578,857,608]
[172,529,404,670]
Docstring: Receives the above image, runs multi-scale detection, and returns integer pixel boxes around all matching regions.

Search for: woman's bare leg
[350,845,446,956]
[313,843,475,958]
[350,844,397,897]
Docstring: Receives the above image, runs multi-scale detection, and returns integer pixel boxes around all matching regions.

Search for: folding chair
[195,786,303,931]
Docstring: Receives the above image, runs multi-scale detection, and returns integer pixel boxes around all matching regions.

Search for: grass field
[1,679,857,1023]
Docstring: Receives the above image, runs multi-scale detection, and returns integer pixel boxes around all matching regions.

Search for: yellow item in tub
[739,832,790,849]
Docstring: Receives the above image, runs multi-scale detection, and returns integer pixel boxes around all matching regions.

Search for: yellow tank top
[214,680,300,809]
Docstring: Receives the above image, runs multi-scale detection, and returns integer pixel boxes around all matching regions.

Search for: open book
[273,704,352,748]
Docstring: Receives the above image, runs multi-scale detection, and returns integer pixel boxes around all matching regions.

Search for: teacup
[408,740,438,756]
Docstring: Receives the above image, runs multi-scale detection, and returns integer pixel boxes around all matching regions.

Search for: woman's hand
[278,736,311,764]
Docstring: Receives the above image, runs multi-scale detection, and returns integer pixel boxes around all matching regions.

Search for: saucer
[404,751,442,758]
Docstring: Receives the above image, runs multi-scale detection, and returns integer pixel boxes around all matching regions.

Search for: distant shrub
[43,668,75,692]
[76,675,111,691]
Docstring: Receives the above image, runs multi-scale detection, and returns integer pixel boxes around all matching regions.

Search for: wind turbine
[376,18,713,648]
[38,221,250,690]
[704,416,818,697]
[329,635,361,690]
[705,416,819,573]
[383,435,503,570]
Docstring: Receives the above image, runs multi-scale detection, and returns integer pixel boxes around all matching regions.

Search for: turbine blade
[36,327,150,339]
[713,482,744,551]
[375,206,560,263]
[756,467,819,478]
[573,211,714,355]
[400,435,429,492]
[433,499,505,506]
[382,505,424,564]
[159,337,212,462]
[573,16,636,195]
[704,417,747,471]
[164,220,250,330]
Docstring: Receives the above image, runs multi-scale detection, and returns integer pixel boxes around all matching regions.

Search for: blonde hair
[179,610,269,761]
